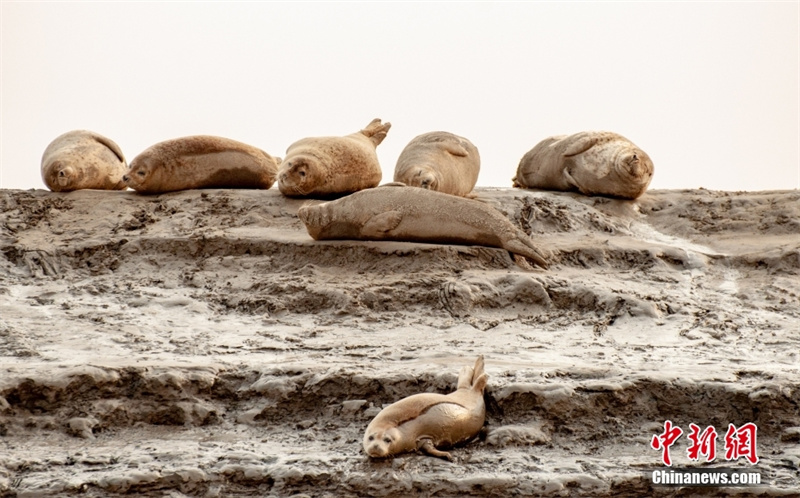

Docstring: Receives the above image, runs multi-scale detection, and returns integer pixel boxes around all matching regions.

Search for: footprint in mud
[439,281,473,317]
[485,424,550,447]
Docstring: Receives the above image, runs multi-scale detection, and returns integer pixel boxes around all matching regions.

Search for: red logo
[651,421,758,466]
[687,424,718,462]
[651,420,683,466]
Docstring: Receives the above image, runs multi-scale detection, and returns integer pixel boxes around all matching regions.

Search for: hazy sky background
[2,2,798,192]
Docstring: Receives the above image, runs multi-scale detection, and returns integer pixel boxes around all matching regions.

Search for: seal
[41,130,128,192]
[123,136,280,194]
[363,356,488,460]
[297,184,548,269]
[512,131,654,200]
[277,118,390,197]
[393,131,480,197]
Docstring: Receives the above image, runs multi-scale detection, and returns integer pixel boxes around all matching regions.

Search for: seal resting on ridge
[277,118,390,197]
[513,131,654,200]
[124,135,279,194]
[393,131,480,197]
[363,356,488,460]
[41,130,128,192]
[297,184,549,269]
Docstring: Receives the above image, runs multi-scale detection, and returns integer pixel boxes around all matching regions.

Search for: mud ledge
[1,187,798,496]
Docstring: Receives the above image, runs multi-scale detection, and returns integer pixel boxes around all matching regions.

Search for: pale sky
[2,2,798,192]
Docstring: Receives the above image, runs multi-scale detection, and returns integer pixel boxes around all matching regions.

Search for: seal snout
[365,442,389,458]
[364,432,392,458]
[55,165,73,187]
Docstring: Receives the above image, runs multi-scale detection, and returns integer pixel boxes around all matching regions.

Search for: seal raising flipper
[297,186,548,269]
[363,356,488,460]
[279,119,389,197]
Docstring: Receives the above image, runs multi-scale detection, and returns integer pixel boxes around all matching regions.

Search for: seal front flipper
[443,142,469,157]
[361,210,403,237]
[563,166,594,196]
[561,133,598,157]
[418,439,454,461]
[90,132,126,164]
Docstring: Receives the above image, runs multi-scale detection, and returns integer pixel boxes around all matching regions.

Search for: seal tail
[360,118,392,147]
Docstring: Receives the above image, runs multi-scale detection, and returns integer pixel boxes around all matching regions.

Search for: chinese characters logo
[651,420,758,466]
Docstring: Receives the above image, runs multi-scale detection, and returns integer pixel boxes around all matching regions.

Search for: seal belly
[404,400,484,449]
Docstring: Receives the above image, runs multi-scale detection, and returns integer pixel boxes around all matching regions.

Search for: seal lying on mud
[41,130,128,192]
[124,136,280,194]
[363,356,488,461]
[513,131,654,200]
[393,131,480,197]
[277,118,390,197]
[297,184,548,269]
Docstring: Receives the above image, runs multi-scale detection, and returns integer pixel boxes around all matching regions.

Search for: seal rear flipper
[360,118,392,147]
[505,239,549,270]
[418,439,454,461]
[361,210,402,237]
[456,365,476,390]
[471,373,488,394]
[471,356,485,385]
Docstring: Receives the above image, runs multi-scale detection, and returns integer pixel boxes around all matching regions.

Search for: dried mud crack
[1,187,799,497]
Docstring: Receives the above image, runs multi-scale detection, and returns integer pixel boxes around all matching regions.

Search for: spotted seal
[363,356,488,460]
[123,135,280,194]
[393,131,480,197]
[513,131,654,199]
[297,184,548,269]
[277,118,390,197]
[41,130,127,192]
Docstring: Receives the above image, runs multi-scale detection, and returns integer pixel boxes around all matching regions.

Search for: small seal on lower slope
[393,131,480,197]
[124,136,280,194]
[363,356,488,460]
[513,131,654,200]
[297,184,548,269]
[278,118,390,197]
[41,130,128,192]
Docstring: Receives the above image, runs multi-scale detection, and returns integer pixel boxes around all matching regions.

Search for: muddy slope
[1,187,798,497]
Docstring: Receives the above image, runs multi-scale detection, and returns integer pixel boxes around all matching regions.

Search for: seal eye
[368,435,374,441]
[137,170,146,177]
[383,437,391,444]
[299,170,306,178]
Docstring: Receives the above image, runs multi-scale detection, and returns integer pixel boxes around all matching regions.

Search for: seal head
[278,153,324,197]
[404,165,441,191]
[41,130,127,192]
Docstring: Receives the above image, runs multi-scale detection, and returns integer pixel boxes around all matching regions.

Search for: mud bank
[1,187,798,496]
